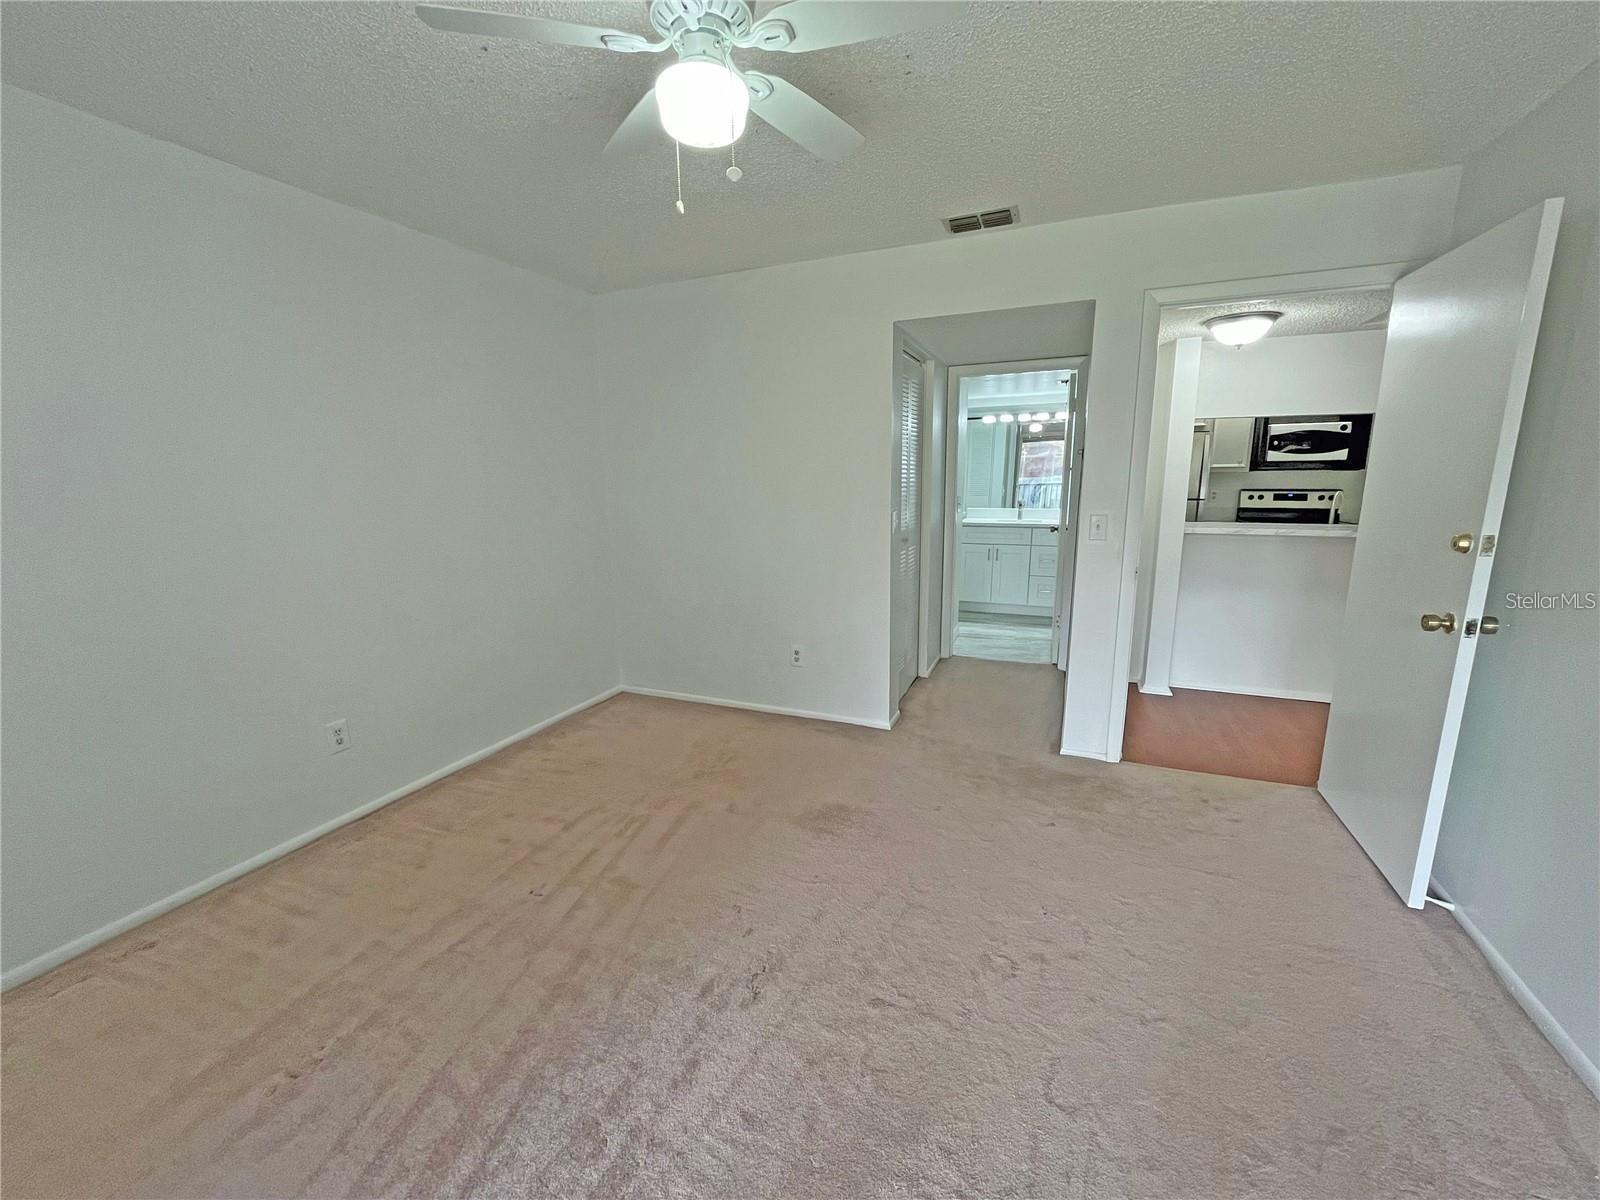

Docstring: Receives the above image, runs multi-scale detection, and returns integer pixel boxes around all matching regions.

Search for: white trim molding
[1168,680,1333,703]
[1,685,626,992]
[1430,878,1600,1099]
[622,686,893,731]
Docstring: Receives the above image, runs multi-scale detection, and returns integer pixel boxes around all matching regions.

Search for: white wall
[1170,533,1356,700]
[594,170,1460,741]
[1195,329,1386,417]
[1431,63,1600,1092]
[0,87,619,981]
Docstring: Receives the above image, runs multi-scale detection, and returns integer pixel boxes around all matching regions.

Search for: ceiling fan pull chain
[674,138,686,215]
[723,43,744,182]
[725,83,743,180]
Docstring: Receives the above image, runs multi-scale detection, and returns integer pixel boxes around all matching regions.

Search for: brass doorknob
[1451,533,1475,554]
[1420,612,1457,634]
[1479,615,1501,635]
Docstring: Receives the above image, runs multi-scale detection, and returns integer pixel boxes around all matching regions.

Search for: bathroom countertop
[962,518,1060,529]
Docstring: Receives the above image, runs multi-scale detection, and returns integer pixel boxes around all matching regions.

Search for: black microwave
[1249,414,1373,471]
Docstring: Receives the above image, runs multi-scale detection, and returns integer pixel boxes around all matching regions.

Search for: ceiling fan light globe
[655,59,749,149]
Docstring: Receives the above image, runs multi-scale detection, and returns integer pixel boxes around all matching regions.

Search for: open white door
[1319,199,1562,909]
[891,345,924,704]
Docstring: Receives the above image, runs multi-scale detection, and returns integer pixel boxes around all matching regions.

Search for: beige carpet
[2,658,1595,1198]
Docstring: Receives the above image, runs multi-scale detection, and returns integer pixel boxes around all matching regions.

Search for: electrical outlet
[326,719,351,754]
[790,645,806,668]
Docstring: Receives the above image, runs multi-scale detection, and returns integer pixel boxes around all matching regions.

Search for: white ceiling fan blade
[745,72,863,161]
[415,5,655,52]
[604,89,661,158]
[746,1,960,53]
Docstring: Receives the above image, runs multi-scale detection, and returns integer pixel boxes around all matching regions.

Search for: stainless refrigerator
[1187,422,1212,521]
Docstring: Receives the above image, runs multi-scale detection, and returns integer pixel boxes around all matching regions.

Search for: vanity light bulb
[1054,410,1068,420]
[1029,422,1044,433]
[998,413,1015,423]
[980,414,997,424]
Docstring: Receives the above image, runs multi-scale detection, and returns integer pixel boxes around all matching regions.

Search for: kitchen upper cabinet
[1210,417,1255,470]
[992,544,1032,605]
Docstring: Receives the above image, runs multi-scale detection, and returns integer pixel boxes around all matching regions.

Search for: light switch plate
[1088,513,1109,542]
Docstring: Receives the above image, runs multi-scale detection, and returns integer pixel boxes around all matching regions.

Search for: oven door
[1236,505,1335,524]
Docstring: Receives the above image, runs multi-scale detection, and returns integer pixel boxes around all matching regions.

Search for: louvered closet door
[892,347,923,704]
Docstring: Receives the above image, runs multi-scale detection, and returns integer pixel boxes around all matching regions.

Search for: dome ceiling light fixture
[1203,310,1282,348]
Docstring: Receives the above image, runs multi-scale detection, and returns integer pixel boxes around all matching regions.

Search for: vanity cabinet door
[992,545,1032,605]
[959,545,994,603]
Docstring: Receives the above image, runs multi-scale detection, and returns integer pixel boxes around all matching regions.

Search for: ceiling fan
[416,1,958,162]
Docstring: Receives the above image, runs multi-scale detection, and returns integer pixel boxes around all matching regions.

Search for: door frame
[1052,354,1090,669]
[1111,263,1415,761]
[940,356,1088,663]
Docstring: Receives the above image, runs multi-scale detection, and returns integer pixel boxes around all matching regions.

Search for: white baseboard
[1169,679,1332,703]
[1061,745,1118,762]
[622,686,892,731]
[1429,877,1600,1099]
[0,684,625,992]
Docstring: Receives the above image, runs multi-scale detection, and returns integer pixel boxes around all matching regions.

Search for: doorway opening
[887,300,1096,720]
[951,361,1084,665]
[1125,280,1394,785]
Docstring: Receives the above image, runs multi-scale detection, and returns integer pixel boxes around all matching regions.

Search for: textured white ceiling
[1159,286,1392,342]
[2,2,1595,292]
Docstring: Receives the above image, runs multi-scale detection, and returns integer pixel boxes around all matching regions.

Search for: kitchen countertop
[962,519,1060,529]
[1185,522,1358,538]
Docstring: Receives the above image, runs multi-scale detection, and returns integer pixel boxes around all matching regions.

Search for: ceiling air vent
[944,206,1020,234]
